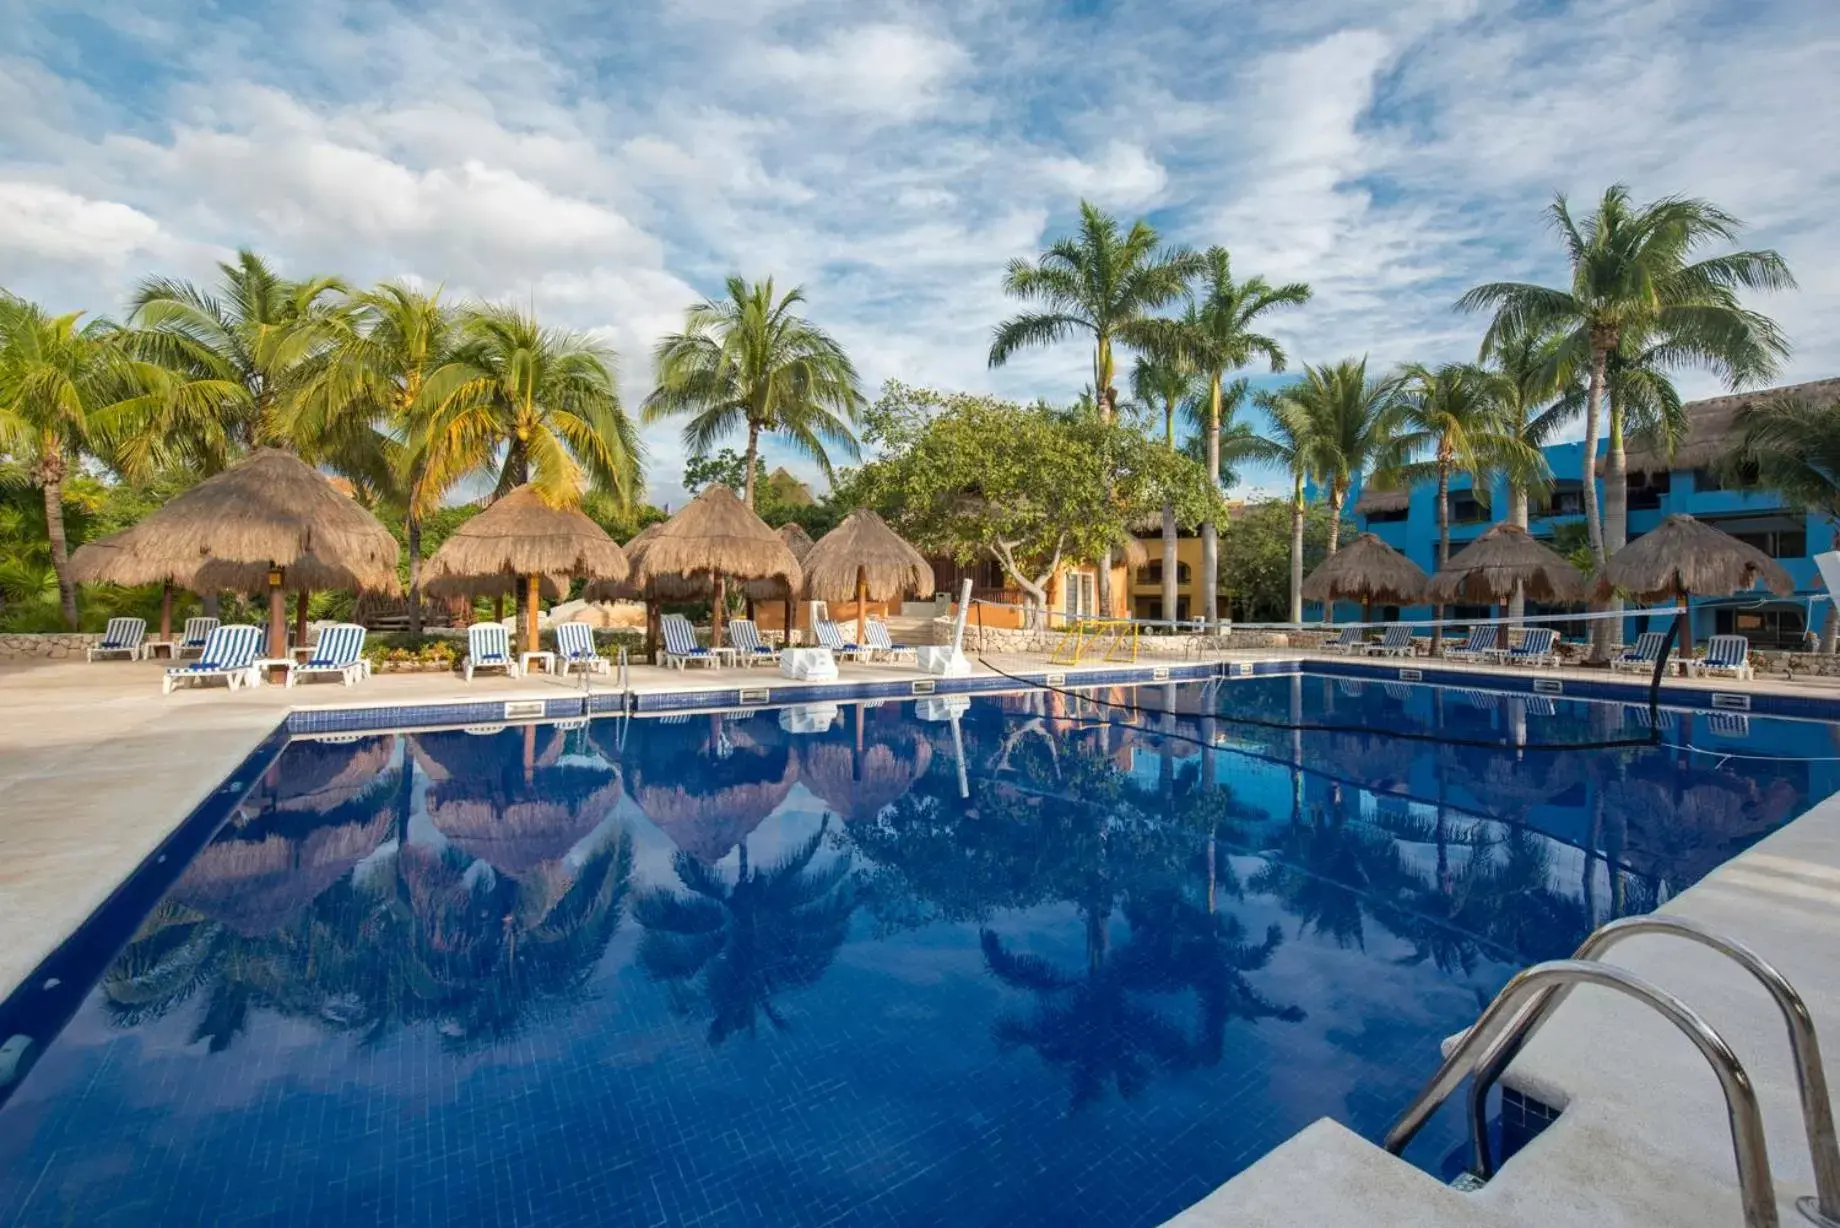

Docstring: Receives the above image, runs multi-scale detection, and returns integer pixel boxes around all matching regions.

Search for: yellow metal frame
[1048,618,1140,665]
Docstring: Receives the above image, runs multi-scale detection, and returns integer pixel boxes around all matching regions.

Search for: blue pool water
[2,675,1837,1227]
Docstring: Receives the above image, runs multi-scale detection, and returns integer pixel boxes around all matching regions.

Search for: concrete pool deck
[5,648,1840,1228]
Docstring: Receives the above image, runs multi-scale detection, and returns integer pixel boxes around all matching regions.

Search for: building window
[1731,528,1806,558]
[1694,465,1758,493]
[1135,561,1192,585]
[1627,470,1670,511]
[1365,506,1408,524]
[1450,492,1490,523]
[1716,607,1806,648]
[1533,480,1585,518]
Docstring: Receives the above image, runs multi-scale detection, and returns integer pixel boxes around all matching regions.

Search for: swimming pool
[2,674,1836,1226]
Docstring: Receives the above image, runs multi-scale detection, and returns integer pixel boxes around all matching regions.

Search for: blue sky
[3,0,1837,503]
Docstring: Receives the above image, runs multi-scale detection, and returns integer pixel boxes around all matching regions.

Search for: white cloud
[753,23,967,119]
[1037,141,1169,209]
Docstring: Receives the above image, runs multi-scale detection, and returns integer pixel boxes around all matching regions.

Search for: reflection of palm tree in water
[1252,784,1411,951]
[634,817,856,1044]
[980,888,1301,1111]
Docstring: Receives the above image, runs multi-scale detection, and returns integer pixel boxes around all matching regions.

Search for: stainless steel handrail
[1384,959,1779,1228]
[1463,915,1840,1226]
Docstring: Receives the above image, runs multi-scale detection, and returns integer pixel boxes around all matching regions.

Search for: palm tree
[290,284,472,633]
[1389,362,1538,651]
[644,277,863,508]
[1168,247,1311,624]
[1732,390,1840,649]
[1270,358,1407,556]
[1251,392,1317,623]
[423,304,642,508]
[633,818,856,1044]
[127,248,348,458]
[991,203,1201,613]
[1130,355,1202,624]
[1457,186,1794,589]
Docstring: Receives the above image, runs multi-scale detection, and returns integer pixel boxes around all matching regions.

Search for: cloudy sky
[4,0,1837,502]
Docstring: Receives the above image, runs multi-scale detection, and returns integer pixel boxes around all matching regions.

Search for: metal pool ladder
[1383,915,1840,1228]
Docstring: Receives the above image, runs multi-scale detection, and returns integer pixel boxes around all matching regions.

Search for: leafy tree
[1164,247,1310,623]
[645,276,862,508]
[1478,328,1567,531]
[421,304,642,508]
[1130,355,1202,623]
[1249,389,1329,622]
[683,446,761,497]
[1217,498,1334,623]
[1458,185,1793,586]
[849,386,1220,625]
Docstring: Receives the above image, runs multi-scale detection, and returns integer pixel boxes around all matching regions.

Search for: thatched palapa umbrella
[632,484,800,648]
[1300,532,1429,623]
[1427,522,1589,613]
[801,508,932,646]
[744,523,816,641]
[1599,513,1793,661]
[68,448,400,658]
[70,520,196,644]
[422,486,630,654]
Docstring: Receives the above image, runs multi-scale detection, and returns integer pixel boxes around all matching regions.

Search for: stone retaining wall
[0,633,103,660]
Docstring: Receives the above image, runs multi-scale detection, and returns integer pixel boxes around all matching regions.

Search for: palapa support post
[266,566,288,659]
[1677,583,1693,674]
[784,594,796,646]
[494,594,505,624]
[525,573,541,656]
[855,568,869,648]
[159,581,173,643]
[711,575,727,648]
[294,590,309,650]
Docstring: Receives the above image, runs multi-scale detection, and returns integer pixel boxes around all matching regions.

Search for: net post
[1646,610,1683,739]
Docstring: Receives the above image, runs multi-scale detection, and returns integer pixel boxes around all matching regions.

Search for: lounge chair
[727,619,780,667]
[1499,626,1559,667]
[1610,631,1667,673]
[660,613,721,670]
[1363,624,1415,657]
[554,622,610,675]
[865,619,918,664]
[463,624,521,681]
[173,616,219,660]
[814,619,868,662]
[88,617,147,662]
[162,624,264,693]
[1322,626,1364,654]
[1444,625,1499,663]
[285,623,368,687]
[1691,634,1752,681]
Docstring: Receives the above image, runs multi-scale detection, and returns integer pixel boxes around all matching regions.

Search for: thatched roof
[171,798,397,935]
[1609,377,1840,475]
[634,484,801,589]
[745,523,818,601]
[800,508,933,603]
[1354,487,1410,515]
[1426,522,1589,604]
[1599,514,1794,600]
[585,523,713,601]
[68,448,401,594]
[1301,533,1428,605]
[422,486,628,597]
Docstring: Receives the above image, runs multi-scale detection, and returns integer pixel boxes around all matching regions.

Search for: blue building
[1339,377,1840,647]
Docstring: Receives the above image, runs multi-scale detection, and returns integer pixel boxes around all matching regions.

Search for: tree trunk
[743,421,760,508]
[1823,604,1838,654]
[1288,474,1305,624]
[1202,374,1222,627]
[1432,459,1450,655]
[406,514,424,637]
[1161,500,1179,625]
[1508,485,1529,623]
[1581,342,1609,662]
[39,453,78,630]
[1096,547,1113,618]
[1596,395,1628,660]
[1326,487,1344,555]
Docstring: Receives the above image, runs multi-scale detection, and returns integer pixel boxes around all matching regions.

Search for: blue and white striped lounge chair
[463,624,521,682]
[1444,625,1499,663]
[727,619,780,667]
[1610,631,1667,673]
[88,617,147,662]
[1707,710,1751,738]
[1322,626,1364,654]
[660,614,720,670]
[162,624,264,693]
[1691,634,1752,681]
[814,619,867,662]
[1363,624,1415,657]
[553,622,610,675]
[285,623,368,687]
[1499,627,1559,667]
[173,616,219,659]
[865,619,918,664]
